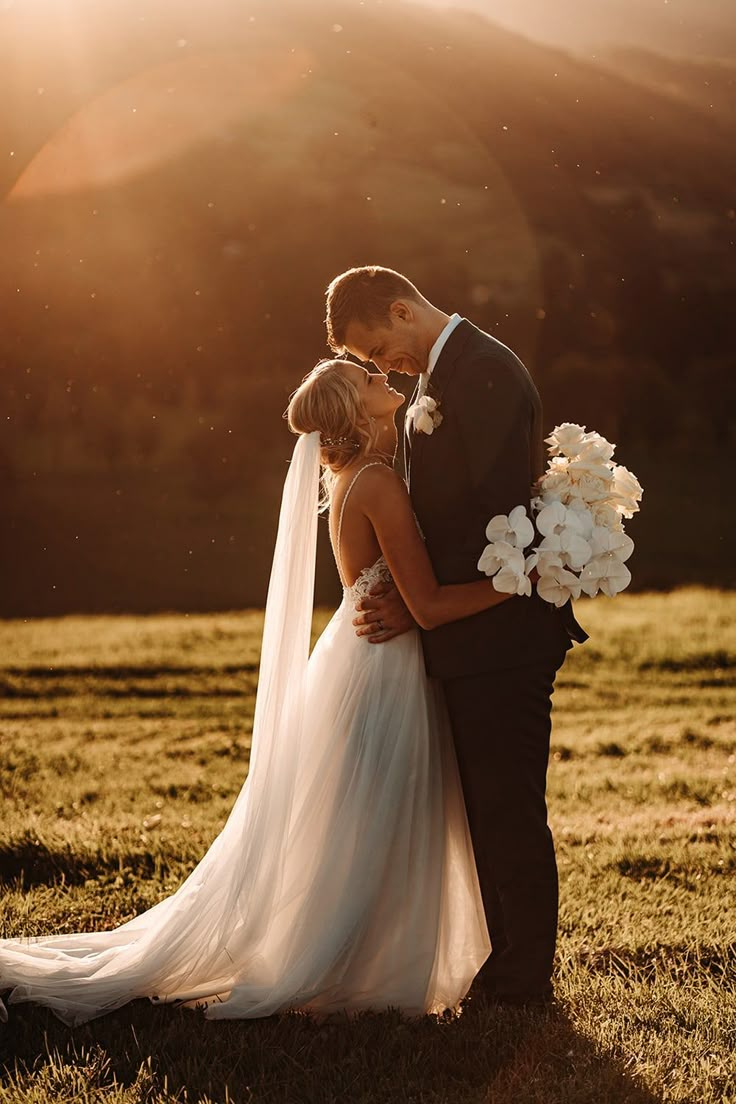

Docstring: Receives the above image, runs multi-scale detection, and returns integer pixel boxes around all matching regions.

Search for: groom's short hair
[326,266,422,352]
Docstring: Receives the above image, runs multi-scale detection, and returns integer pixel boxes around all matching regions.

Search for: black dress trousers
[441,653,566,999]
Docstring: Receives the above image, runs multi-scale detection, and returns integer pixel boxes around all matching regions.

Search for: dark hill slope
[0,0,732,611]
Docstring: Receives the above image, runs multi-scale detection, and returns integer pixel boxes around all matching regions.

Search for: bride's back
[328,462,391,588]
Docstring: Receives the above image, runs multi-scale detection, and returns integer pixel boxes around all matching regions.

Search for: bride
[0,358,515,1027]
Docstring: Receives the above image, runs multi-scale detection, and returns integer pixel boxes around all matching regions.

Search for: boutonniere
[407,394,443,435]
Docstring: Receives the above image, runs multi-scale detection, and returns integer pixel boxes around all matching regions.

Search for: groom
[325,265,587,1006]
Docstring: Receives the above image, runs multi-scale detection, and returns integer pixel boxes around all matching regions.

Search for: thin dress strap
[334,462,387,587]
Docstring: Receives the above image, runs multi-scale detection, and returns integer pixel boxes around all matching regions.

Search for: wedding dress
[0,433,489,1026]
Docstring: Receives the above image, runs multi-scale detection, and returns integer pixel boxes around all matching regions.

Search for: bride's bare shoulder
[348,464,411,517]
[331,462,406,518]
[356,463,407,493]
[333,462,405,510]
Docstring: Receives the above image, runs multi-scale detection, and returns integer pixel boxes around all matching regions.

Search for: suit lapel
[408,320,473,486]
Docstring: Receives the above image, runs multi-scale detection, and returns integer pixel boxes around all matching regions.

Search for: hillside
[1,0,733,613]
[601,47,736,126]
[415,0,736,60]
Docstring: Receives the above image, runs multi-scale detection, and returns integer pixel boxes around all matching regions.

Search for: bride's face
[340,364,405,420]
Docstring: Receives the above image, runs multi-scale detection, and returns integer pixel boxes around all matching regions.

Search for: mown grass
[0,588,734,1103]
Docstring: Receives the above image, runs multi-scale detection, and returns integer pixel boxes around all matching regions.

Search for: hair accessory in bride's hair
[321,435,359,450]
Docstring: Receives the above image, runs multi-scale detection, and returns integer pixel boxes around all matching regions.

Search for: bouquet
[478,423,643,606]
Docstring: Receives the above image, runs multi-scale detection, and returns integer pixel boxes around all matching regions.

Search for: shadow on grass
[0,996,662,1104]
[0,835,189,888]
[638,650,734,673]
[0,666,255,679]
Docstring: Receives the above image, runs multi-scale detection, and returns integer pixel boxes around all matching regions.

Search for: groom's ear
[389,300,415,324]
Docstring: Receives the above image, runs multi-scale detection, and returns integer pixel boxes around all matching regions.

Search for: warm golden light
[10,49,310,200]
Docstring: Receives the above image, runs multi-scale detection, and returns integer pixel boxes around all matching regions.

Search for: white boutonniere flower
[407,395,443,435]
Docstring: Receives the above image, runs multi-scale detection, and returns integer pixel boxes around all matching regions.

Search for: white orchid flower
[536,500,589,538]
[531,548,564,576]
[485,504,535,549]
[536,564,582,606]
[538,529,592,571]
[580,554,632,597]
[493,559,533,596]
[535,500,568,538]
[590,527,634,562]
[477,540,524,578]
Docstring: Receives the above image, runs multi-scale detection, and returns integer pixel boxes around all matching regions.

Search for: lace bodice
[345,556,394,602]
[332,463,395,598]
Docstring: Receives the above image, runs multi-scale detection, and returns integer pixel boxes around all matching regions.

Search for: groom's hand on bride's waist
[353,584,415,644]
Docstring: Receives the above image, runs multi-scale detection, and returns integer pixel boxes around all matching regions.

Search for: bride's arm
[360,466,513,631]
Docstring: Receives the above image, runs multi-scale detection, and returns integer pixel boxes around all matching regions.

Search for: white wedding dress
[0,435,489,1026]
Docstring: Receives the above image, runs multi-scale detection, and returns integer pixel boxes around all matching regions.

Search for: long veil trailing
[0,431,323,1025]
[1,426,490,1025]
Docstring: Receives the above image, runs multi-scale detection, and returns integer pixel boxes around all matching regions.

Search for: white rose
[544,423,588,458]
[409,395,442,435]
[575,433,615,465]
[610,464,643,518]
[566,472,613,504]
[567,456,615,481]
[591,501,623,531]
[541,470,574,500]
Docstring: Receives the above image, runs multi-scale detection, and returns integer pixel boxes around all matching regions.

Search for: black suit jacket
[407,319,588,679]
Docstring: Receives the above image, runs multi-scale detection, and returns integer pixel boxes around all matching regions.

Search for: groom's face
[343,301,428,378]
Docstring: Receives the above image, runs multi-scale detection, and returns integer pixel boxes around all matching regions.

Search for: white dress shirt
[416,313,463,400]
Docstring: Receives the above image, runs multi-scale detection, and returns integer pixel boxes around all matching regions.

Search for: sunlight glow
[10,49,309,200]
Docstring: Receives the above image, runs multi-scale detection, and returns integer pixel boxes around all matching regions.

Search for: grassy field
[0,588,734,1104]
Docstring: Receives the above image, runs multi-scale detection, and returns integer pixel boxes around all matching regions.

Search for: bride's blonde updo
[287,359,381,501]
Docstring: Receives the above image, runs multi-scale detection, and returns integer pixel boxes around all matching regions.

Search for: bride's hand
[353,583,415,643]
